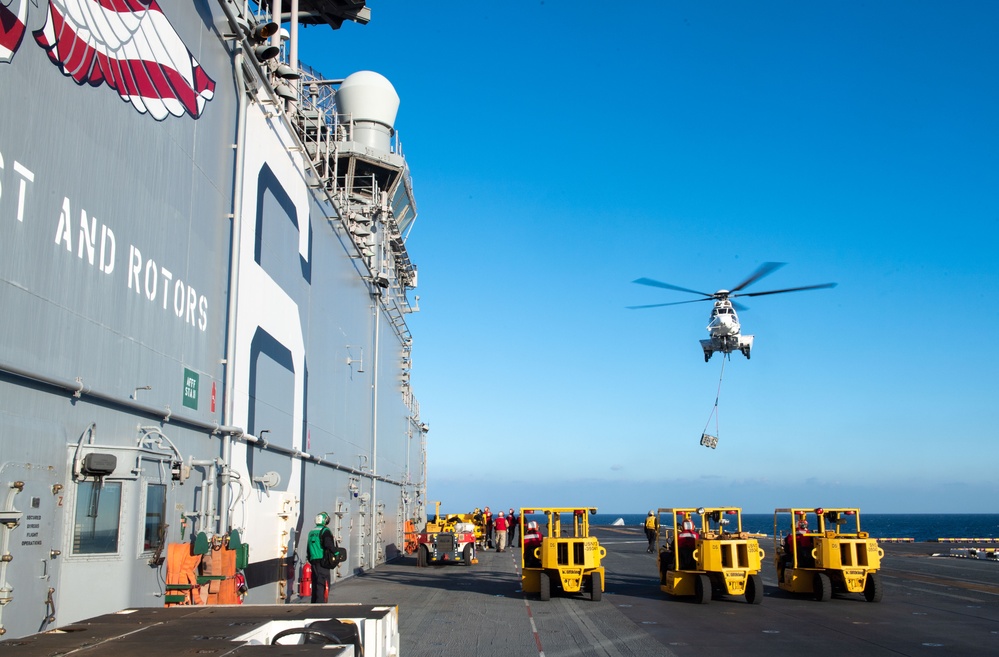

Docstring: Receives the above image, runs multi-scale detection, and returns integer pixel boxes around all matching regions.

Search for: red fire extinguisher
[299,561,312,598]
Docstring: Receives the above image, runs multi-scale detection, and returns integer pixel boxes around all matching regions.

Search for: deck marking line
[524,587,545,656]
[516,549,545,656]
[563,596,631,657]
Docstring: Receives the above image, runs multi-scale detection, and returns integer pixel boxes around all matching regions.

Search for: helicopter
[629,262,836,362]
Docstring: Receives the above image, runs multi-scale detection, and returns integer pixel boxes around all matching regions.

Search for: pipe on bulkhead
[0,360,241,437]
[189,459,221,533]
[289,0,299,78]
[217,0,253,537]
[0,482,24,635]
[370,288,380,568]
[270,0,283,49]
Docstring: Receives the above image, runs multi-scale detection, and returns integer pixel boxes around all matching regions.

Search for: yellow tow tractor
[415,502,478,567]
[774,507,883,602]
[520,507,606,602]
[655,507,765,604]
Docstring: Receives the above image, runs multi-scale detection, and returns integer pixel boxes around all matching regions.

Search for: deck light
[275,64,301,80]
[254,44,280,62]
[275,83,298,101]
[252,21,279,42]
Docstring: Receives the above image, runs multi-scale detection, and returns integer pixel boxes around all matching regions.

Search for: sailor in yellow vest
[644,511,658,553]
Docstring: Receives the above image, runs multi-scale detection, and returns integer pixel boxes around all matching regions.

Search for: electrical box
[82,453,117,476]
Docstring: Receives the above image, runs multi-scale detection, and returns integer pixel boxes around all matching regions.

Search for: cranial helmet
[528,521,538,530]
[316,512,330,526]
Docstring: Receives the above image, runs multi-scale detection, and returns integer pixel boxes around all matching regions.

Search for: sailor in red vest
[494,512,509,552]
[523,520,543,567]
[677,513,700,570]
[794,518,815,566]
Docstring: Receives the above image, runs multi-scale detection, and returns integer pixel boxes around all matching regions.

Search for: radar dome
[335,71,400,153]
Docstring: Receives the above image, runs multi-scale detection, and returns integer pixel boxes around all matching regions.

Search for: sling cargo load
[0,0,427,643]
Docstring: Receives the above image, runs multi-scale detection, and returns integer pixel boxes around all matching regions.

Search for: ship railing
[261,59,419,350]
[291,65,406,168]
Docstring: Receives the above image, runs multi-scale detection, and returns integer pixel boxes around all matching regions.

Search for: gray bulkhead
[0,0,424,638]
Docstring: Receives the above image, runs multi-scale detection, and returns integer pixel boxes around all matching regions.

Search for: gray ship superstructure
[0,0,426,639]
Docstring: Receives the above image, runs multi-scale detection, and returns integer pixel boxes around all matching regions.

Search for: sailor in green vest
[308,511,337,603]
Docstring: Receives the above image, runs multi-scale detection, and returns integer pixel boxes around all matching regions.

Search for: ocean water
[590,513,999,542]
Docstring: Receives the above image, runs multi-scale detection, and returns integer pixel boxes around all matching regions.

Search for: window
[144,484,167,552]
[72,481,122,554]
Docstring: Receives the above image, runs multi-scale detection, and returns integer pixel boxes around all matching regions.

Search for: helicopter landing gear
[703,351,713,362]
[740,347,750,359]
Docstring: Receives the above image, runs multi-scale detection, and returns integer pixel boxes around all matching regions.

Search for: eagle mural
[1,0,215,120]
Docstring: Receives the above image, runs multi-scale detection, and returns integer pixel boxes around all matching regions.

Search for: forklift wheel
[813,572,832,602]
[539,572,551,601]
[745,574,763,604]
[590,572,602,602]
[417,546,427,568]
[864,573,883,603]
[695,574,711,605]
[462,544,473,566]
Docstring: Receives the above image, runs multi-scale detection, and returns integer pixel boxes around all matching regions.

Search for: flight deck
[2,526,995,656]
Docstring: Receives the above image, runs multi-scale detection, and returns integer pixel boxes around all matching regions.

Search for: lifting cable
[700,357,726,449]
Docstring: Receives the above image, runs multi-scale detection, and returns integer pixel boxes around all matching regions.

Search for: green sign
[183,368,199,410]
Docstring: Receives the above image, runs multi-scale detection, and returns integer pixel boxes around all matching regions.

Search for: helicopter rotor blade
[731,282,838,299]
[626,298,715,310]
[632,277,713,298]
[729,262,786,293]
[732,300,749,312]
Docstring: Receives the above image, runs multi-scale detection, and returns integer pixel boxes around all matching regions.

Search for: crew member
[677,513,700,570]
[307,512,338,603]
[523,520,543,567]
[790,518,814,567]
[484,506,493,550]
[507,508,519,546]
[644,511,659,553]
[494,512,509,552]
[472,508,485,548]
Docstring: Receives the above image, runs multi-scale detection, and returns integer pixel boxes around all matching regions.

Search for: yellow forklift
[520,507,606,601]
[655,507,765,604]
[773,507,883,602]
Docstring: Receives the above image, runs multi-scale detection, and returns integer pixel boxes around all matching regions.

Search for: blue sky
[300,1,998,514]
